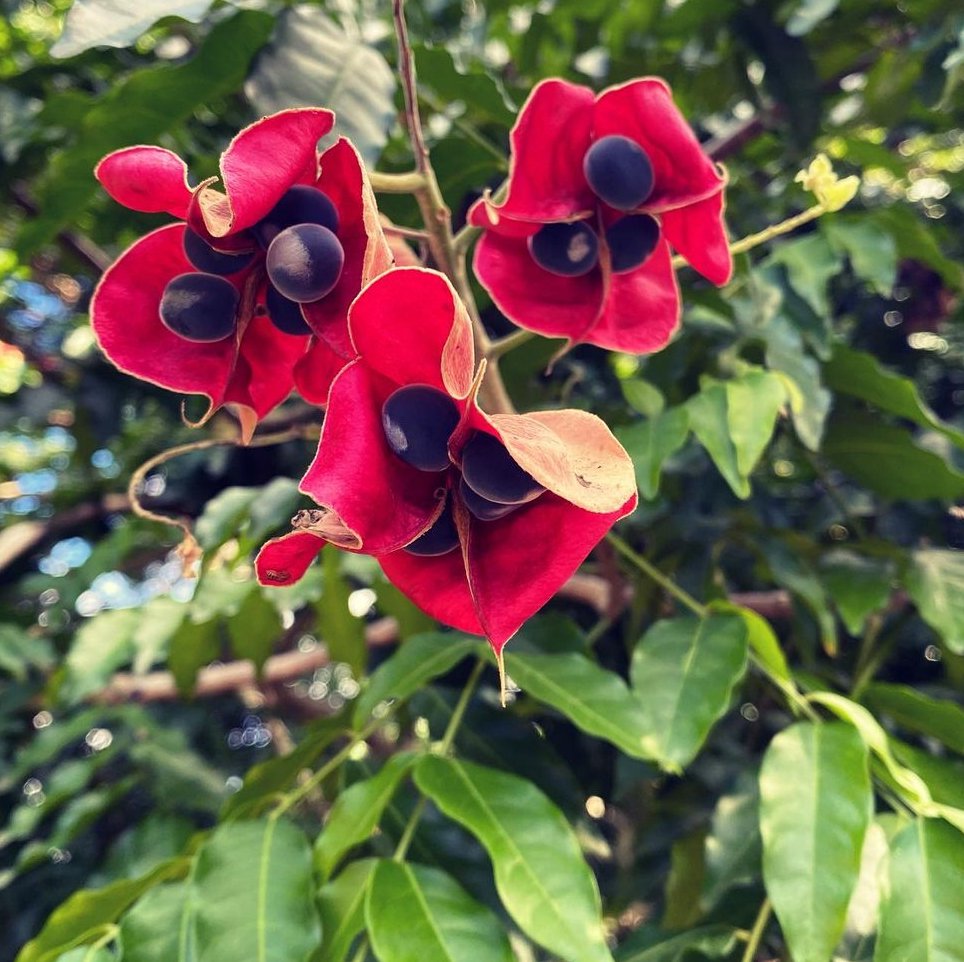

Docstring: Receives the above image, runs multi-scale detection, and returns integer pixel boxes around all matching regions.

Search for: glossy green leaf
[710,600,791,682]
[768,233,838,317]
[620,379,665,418]
[863,683,964,754]
[725,368,787,477]
[820,550,895,635]
[51,0,215,57]
[366,860,514,962]
[686,383,748,498]
[246,479,305,546]
[316,859,376,962]
[822,218,897,296]
[193,819,320,962]
[227,588,282,674]
[131,597,188,674]
[314,752,417,882]
[823,413,964,501]
[905,549,964,654]
[615,408,690,500]
[414,756,613,962]
[195,487,260,551]
[16,858,187,962]
[60,608,141,703]
[352,633,481,728]
[119,882,196,962]
[759,722,872,962]
[245,6,396,166]
[17,11,273,255]
[875,818,964,962]
[823,345,964,448]
[502,650,653,759]
[630,614,748,771]
[615,925,740,962]
[414,45,515,125]
[222,715,345,820]
[315,546,366,677]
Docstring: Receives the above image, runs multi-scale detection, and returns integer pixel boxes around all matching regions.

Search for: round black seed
[254,185,340,248]
[159,273,239,342]
[460,431,545,505]
[459,478,519,522]
[265,284,312,336]
[404,501,459,557]
[606,214,661,273]
[583,135,655,211]
[527,221,599,277]
[266,224,345,303]
[382,384,460,472]
[182,228,256,276]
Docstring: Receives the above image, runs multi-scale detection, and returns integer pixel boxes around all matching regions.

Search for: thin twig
[740,899,771,962]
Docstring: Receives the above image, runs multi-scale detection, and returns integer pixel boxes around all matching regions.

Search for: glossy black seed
[266,224,345,303]
[606,214,661,273]
[461,431,545,506]
[583,135,655,211]
[528,221,599,277]
[404,501,459,556]
[459,478,519,522]
[254,185,340,248]
[382,384,460,472]
[182,228,256,275]
[265,284,312,336]
[159,273,239,342]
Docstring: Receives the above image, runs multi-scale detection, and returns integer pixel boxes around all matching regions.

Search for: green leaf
[822,217,897,296]
[759,722,872,962]
[863,683,964,754]
[16,858,187,962]
[189,568,255,622]
[620,379,665,418]
[820,550,895,635]
[414,45,515,126]
[502,651,652,759]
[61,608,141,703]
[366,860,514,962]
[131,597,188,674]
[823,412,964,501]
[871,206,963,291]
[17,11,274,255]
[905,549,964,654]
[373,576,435,640]
[823,345,964,448]
[245,6,396,166]
[725,368,787,477]
[195,488,260,551]
[246,479,305,546]
[875,819,964,962]
[193,819,320,962]
[615,925,740,962]
[710,600,791,682]
[615,408,690,500]
[51,0,215,57]
[0,624,53,680]
[686,383,748,498]
[767,233,838,318]
[701,775,761,911]
[315,547,366,677]
[629,615,748,771]
[227,588,282,674]
[314,752,417,882]
[316,859,376,962]
[352,633,482,728]
[662,830,705,930]
[119,882,196,962]
[168,619,220,697]
[785,0,839,36]
[222,715,345,820]
[414,756,613,962]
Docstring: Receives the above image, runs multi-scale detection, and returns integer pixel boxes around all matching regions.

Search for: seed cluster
[158,185,346,343]
[526,135,660,278]
[380,384,546,556]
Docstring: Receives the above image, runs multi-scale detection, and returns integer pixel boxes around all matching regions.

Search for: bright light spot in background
[585,796,605,819]
[348,588,376,618]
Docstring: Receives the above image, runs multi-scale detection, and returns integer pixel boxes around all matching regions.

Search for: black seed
[461,431,545,505]
[159,273,239,342]
[265,284,312,336]
[266,224,345,303]
[254,185,340,248]
[183,228,256,275]
[583,135,655,211]
[382,384,460,472]
[528,221,599,277]
[606,214,661,273]
[459,477,519,521]
[404,501,459,556]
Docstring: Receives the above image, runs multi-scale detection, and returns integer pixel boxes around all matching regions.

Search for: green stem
[740,898,771,962]
[486,327,537,361]
[368,170,427,193]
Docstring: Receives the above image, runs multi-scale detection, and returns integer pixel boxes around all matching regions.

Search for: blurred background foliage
[1,0,963,960]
